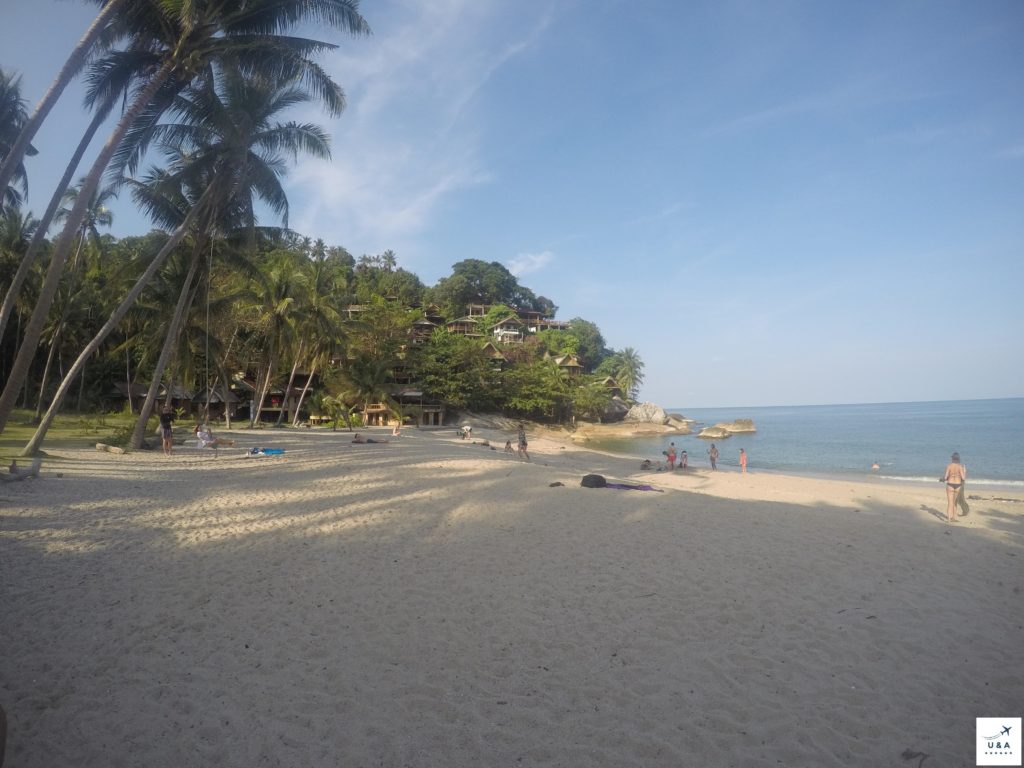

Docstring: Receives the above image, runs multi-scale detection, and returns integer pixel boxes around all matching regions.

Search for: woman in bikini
[942,452,966,523]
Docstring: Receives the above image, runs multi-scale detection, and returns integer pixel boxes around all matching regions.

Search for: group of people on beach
[655,442,746,473]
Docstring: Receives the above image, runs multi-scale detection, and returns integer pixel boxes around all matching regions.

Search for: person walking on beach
[739,448,747,473]
[708,443,719,470]
[942,452,966,523]
[159,406,175,456]
[517,424,530,461]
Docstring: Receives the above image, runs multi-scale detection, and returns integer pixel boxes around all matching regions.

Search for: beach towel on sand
[248,447,285,456]
[580,474,662,492]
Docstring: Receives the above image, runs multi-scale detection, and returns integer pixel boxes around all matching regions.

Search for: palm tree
[0,69,38,210]
[0,96,115,345]
[0,0,129,199]
[0,0,369,434]
[121,68,331,447]
[614,347,645,402]
[247,250,310,427]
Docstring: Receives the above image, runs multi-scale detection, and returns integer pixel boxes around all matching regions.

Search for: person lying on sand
[352,434,388,444]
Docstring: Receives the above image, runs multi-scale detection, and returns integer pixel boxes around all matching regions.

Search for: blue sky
[2,0,1022,407]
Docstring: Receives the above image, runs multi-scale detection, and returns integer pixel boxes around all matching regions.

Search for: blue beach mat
[248,447,285,456]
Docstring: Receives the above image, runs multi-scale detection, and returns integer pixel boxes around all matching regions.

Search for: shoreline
[3,425,1022,766]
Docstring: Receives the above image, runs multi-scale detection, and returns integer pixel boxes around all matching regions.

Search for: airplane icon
[1001,726,1012,736]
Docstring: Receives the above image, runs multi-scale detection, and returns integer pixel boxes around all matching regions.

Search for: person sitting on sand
[352,434,388,444]
[505,440,514,453]
[194,423,235,448]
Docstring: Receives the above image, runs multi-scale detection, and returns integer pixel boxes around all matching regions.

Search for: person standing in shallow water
[708,443,719,470]
[739,448,747,473]
[942,452,966,523]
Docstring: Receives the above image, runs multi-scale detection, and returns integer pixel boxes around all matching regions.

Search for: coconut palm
[0,69,38,210]
[0,97,115,344]
[614,347,645,402]
[0,0,369,434]
[23,69,334,455]
[0,0,129,199]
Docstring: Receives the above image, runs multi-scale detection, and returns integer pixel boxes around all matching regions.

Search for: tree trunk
[125,339,133,414]
[21,185,213,456]
[292,359,317,427]
[0,103,109,343]
[274,341,304,427]
[32,324,63,423]
[251,351,277,428]
[129,247,203,450]
[0,0,127,195]
[0,57,176,435]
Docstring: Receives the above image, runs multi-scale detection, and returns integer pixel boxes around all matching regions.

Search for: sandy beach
[1,425,1021,767]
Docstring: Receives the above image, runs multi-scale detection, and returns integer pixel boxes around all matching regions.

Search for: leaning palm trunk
[128,248,203,450]
[0,0,126,196]
[22,184,213,456]
[32,326,63,423]
[251,350,278,428]
[274,340,304,427]
[0,103,109,343]
[0,58,177,435]
[291,359,318,427]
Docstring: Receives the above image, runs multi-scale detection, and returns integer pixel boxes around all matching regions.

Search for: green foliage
[537,329,579,358]
[597,347,645,401]
[424,259,557,318]
[570,376,614,422]
[410,329,501,410]
[501,359,569,421]
[564,318,609,371]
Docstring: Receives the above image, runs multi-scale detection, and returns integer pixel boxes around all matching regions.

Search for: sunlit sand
[2,427,1021,766]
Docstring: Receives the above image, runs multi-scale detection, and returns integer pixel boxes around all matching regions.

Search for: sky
[2,0,1023,408]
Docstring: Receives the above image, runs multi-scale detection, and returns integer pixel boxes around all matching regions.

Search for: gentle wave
[878,474,1024,488]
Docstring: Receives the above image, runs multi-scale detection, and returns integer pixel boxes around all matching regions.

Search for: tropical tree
[246,249,311,427]
[0,0,369,434]
[0,69,38,210]
[599,347,644,401]
[0,96,115,345]
[0,0,129,199]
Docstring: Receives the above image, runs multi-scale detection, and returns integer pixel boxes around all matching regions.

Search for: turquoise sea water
[587,398,1023,488]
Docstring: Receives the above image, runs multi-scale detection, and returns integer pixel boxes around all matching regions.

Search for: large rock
[601,396,631,423]
[625,402,668,425]
[697,418,756,440]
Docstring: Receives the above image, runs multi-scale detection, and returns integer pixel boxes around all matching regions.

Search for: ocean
[586,398,1024,488]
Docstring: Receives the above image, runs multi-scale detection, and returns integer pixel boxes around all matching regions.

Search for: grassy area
[0,409,148,462]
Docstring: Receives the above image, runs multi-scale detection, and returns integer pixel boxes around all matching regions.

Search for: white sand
[1,426,1021,767]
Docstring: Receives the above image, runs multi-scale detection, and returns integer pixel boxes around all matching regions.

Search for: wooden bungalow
[480,341,507,367]
[411,318,440,345]
[446,317,483,337]
[393,388,446,427]
[490,315,525,343]
[553,353,584,377]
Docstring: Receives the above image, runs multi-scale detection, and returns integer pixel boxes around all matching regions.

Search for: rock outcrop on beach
[601,396,631,423]
[696,418,757,439]
[625,402,668,424]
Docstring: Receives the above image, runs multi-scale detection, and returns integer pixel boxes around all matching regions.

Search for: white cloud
[284,1,552,258]
[507,250,554,277]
